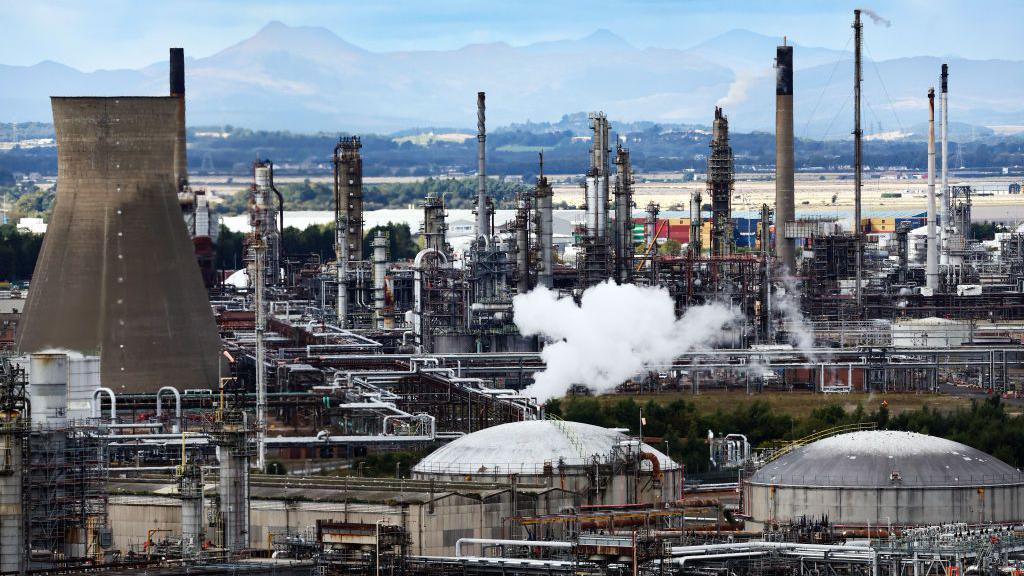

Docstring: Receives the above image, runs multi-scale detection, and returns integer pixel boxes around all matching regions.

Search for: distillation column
[214,405,251,554]
[708,107,735,256]
[689,191,702,257]
[535,155,554,288]
[926,88,939,292]
[373,232,388,329]
[252,161,280,284]
[614,144,634,283]
[775,42,796,273]
[515,192,531,293]
[422,191,447,254]
[333,137,363,324]
[589,113,610,239]
[178,459,204,556]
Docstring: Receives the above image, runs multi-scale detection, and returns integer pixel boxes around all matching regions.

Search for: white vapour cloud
[774,275,817,358]
[716,69,769,109]
[513,281,738,402]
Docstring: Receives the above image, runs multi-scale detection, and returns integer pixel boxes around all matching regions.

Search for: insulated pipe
[662,552,766,567]
[940,64,949,265]
[455,538,572,558]
[475,92,490,244]
[91,387,117,421]
[926,88,939,292]
[155,386,182,433]
[775,42,796,273]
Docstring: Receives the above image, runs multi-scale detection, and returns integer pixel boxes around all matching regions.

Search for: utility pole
[853,9,864,308]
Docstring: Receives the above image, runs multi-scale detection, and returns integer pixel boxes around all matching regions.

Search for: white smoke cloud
[513,281,738,402]
[774,274,817,359]
[716,69,768,109]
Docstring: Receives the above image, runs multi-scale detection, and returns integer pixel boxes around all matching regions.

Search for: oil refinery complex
[5,10,1024,576]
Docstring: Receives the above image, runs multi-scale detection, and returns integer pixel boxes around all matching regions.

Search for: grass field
[592,391,982,418]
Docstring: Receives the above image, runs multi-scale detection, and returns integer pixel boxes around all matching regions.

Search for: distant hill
[1,23,1022,136]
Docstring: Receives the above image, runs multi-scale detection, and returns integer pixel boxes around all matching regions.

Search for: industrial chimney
[475,92,491,244]
[775,42,796,274]
[17,97,222,393]
[170,48,186,191]
[926,88,939,293]
[940,64,949,266]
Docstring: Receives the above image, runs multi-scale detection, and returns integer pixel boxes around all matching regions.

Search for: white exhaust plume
[513,281,738,403]
[774,275,817,357]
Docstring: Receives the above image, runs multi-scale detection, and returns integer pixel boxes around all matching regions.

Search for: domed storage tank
[413,420,682,505]
[744,430,1024,526]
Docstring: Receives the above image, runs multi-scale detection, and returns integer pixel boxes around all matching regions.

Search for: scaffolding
[24,421,108,565]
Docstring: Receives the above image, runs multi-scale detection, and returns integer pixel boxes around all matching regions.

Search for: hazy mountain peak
[523,28,634,53]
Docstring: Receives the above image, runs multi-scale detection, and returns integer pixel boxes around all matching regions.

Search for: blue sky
[2,0,1021,71]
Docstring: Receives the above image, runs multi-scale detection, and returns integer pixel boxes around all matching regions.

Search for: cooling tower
[17,97,221,393]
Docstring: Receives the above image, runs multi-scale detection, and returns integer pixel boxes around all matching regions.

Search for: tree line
[544,395,1024,475]
[214,177,530,216]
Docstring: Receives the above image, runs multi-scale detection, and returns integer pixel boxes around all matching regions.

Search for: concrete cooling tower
[17,96,221,393]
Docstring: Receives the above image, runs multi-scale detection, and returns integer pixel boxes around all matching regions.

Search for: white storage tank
[744,430,1024,526]
[891,317,970,347]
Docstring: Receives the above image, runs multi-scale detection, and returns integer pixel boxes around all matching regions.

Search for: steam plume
[513,281,738,402]
[775,274,817,358]
[861,8,891,27]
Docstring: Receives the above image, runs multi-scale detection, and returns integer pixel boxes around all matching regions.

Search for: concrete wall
[109,488,578,557]
[18,97,221,393]
[745,482,1024,525]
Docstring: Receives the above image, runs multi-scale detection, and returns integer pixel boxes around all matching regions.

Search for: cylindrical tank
[414,421,682,506]
[29,353,68,428]
[179,463,204,553]
[745,430,1024,526]
[218,446,249,552]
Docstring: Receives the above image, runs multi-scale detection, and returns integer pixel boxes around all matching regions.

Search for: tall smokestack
[775,42,796,274]
[170,48,186,191]
[926,88,939,292]
[475,92,490,243]
[853,10,864,306]
[940,64,949,266]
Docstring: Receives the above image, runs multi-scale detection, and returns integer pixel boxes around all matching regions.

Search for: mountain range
[1,22,1022,138]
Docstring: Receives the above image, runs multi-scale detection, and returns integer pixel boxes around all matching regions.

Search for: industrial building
[6,8,1024,575]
